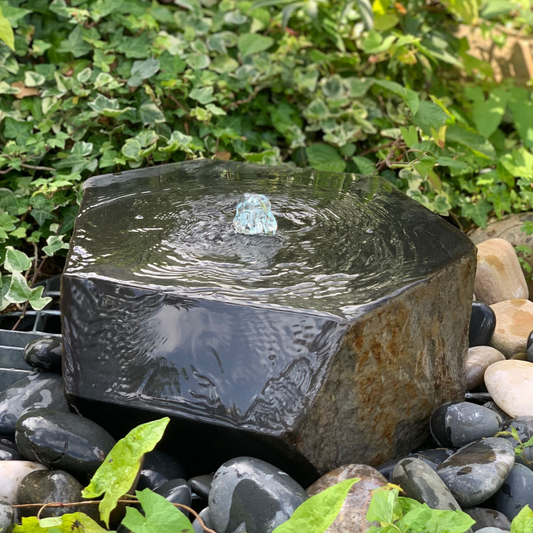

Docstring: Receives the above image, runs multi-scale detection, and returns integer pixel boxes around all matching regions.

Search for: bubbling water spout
[233,193,277,236]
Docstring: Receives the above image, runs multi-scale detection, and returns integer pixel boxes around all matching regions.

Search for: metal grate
[0,276,61,391]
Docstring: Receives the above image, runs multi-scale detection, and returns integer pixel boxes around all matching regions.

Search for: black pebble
[15,408,115,480]
[23,337,62,374]
[189,474,214,500]
[470,302,497,347]
[137,450,187,491]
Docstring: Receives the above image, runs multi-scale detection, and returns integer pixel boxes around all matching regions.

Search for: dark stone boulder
[208,457,307,533]
[0,374,68,435]
[23,338,63,374]
[16,470,98,519]
[61,160,476,482]
[15,409,115,480]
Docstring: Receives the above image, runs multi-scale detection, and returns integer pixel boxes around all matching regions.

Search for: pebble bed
[0,233,532,533]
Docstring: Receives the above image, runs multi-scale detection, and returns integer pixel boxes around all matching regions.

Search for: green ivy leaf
[82,418,170,527]
[446,124,496,159]
[306,144,346,173]
[238,33,274,57]
[412,101,448,134]
[461,198,493,229]
[272,478,359,533]
[465,86,509,138]
[4,247,31,273]
[122,489,194,533]
[24,71,46,87]
[0,6,14,50]
[374,80,419,115]
[43,235,69,256]
[13,513,107,533]
[128,58,160,87]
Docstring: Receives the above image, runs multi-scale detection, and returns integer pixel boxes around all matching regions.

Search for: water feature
[61,160,476,483]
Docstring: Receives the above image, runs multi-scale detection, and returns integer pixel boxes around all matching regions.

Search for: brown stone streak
[294,251,475,474]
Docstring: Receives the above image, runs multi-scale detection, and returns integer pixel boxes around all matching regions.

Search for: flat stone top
[66,160,473,319]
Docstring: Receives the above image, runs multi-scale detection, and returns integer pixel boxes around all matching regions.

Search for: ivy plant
[1,0,533,310]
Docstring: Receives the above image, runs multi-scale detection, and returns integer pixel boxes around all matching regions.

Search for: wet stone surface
[502,417,533,467]
[62,160,476,478]
[392,457,460,511]
[189,474,213,500]
[494,463,533,520]
[436,437,515,507]
[0,374,68,435]
[137,450,187,491]
[0,502,12,533]
[306,464,387,533]
[16,470,95,519]
[464,507,511,532]
[430,402,502,448]
[23,338,63,374]
[0,461,47,505]
[208,457,308,533]
[470,303,497,348]
[15,409,115,481]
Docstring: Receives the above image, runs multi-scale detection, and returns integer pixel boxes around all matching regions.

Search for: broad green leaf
[13,513,107,533]
[363,31,396,54]
[352,156,376,174]
[511,505,533,533]
[465,86,509,138]
[189,86,215,104]
[4,247,31,273]
[89,95,133,118]
[509,88,533,148]
[501,148,533,180]
[238,33,274,57]
[82,417,170,527]
[374,80,419,114]
[446,124,496,159]
[445,0,479,23]
[122,489,193,533]
[128,58,160,87]
[186,53,210,70]
[272,478,359,533]
[397,503,433,532]
[306,144,346,173]
[139,102,166,125]
[5,272,52,310]
[116,32,151,59]
[419,509,475,533]
[461,198,493,229]
[24,71,46,87]
[412,101,448,134]
[0,6,14,50]
[43,235,69,257]
[366,487,398,524]
[58,26,91,57]
[209,55,239,73]
[400,126,418,148]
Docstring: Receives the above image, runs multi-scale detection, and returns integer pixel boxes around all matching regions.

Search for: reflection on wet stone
[62,160,476,481]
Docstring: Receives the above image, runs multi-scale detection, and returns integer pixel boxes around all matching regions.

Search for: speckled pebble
[307,464,387,533]
[209,457,307,533]
[436,437,515,507]
[393,458,460,511]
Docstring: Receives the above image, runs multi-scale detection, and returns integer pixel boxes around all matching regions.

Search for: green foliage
[271,478,359,533]
[14,513,107,533]
[82,417,170,526]
[1,0,533,310]
[511,505,533,533]
[497,427,533,465]
[123,488,193,533]
[366,484,475,533]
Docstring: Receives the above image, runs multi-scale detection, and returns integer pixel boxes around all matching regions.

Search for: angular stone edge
[295,247,476,474]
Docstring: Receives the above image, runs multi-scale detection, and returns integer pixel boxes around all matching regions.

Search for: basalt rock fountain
[61,160,476,485]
